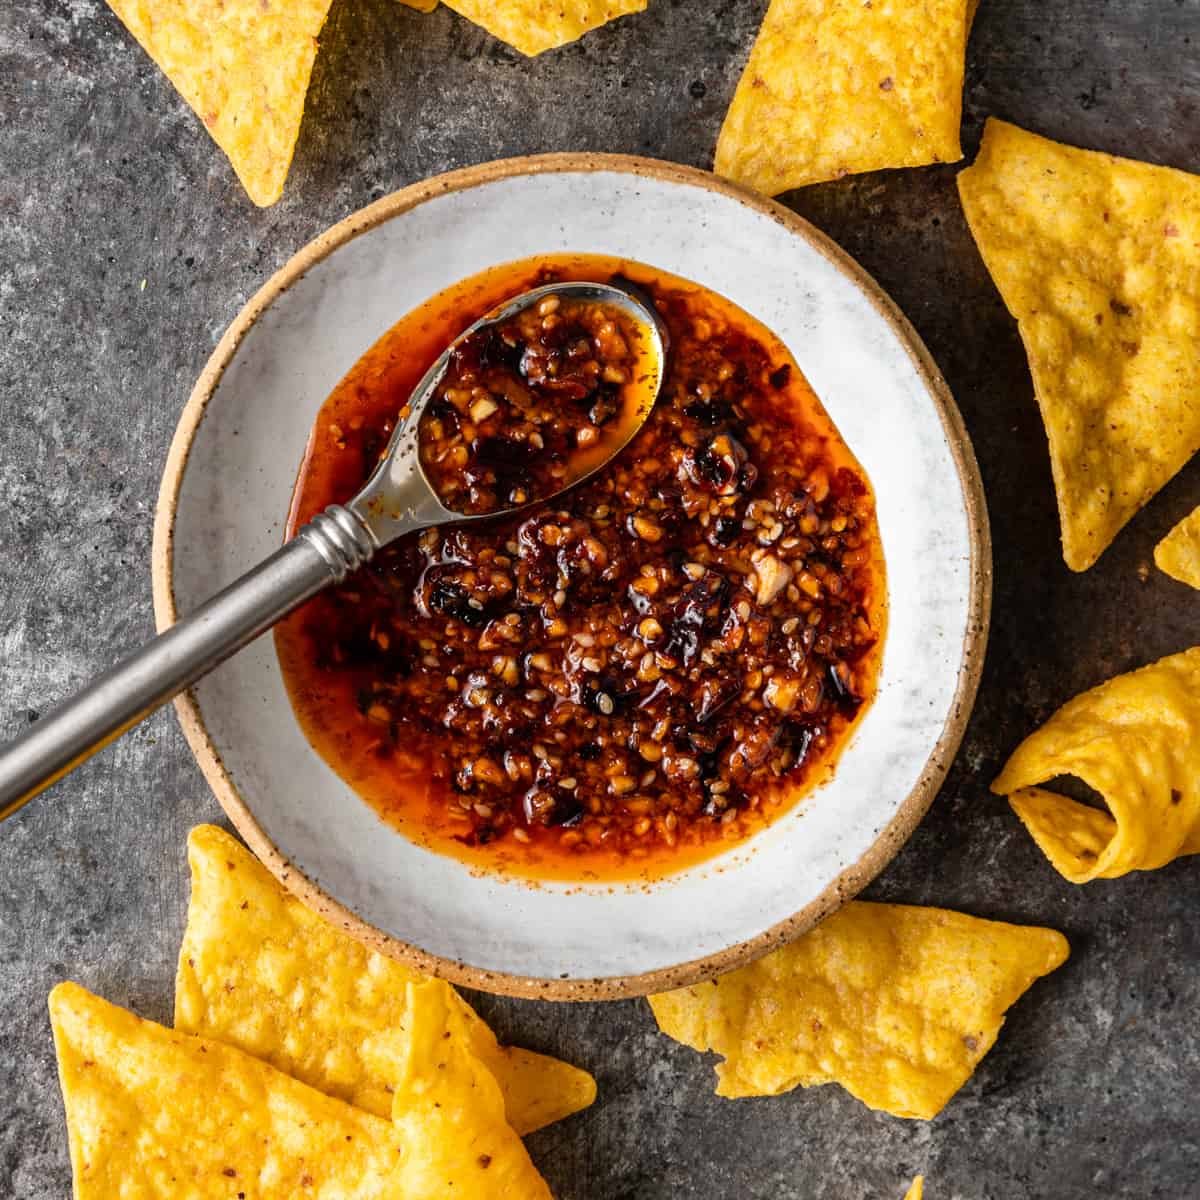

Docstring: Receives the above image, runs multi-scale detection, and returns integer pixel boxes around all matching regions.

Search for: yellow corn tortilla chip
[648,901,1068,1120]
[50,982,551,1199]
[992,646,1200,882]
[1155,506,1200,588]
[104,0,333,206]
[713,0,970,196]
[49,981,405,1198]
[441,0,646,57]
[391,983,552,1198]
[396,0,438,11]
[176,825,594,1135]
[958,119,1200,570]
[904,1177,925,1200]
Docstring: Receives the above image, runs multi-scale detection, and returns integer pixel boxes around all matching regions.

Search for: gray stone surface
[2,0,1200,1195]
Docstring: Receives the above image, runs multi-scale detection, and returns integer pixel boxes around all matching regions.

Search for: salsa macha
[277,255,886,881]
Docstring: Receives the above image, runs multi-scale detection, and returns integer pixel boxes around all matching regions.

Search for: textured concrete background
[2,1,1200,1196]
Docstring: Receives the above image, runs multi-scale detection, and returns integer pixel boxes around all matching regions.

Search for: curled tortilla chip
[992,646,1200,882]
[391,983,552,1199]
[649,901,1068,1120]
[442,0,646,56]
[714,0,970,196]
[1155,506,1200,588]
[176,825,594,1135]
[49,982,405,1198]
[958,120,1200,570]
[104,0,332,206]
[904,1177,925,1200]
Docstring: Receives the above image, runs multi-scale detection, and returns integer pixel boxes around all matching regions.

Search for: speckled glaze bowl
[152,155,990,1000]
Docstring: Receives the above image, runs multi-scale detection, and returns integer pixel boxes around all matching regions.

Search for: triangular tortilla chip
[391,983,552,1199]
[714,0,970,196]
[175,825,594,1134]
[50,982,553,1198]
[904,1177,925,1200]
[992,646,1200,882]
[104,0,333,206]
[49,982,405,1198]
[958,119,1200,570]
[441,0,646,56]
[649,901,1068,1120]
[1155,505,1200,588]
[396,0,438,10]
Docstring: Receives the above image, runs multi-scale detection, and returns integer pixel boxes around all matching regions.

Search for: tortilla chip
[51,982,552,1199]
[396,0,438,11]
[713,0,970,196]
[391,983,552,1199]
[1155,506,1200,588]
[904,1178,925,1200]
[441,0,647,57]
[992,646,1200,882]
[648,901,1068,1120]
[958,119,1200,570]
[49,982,405,1198]
[175,825,594,1135]
[104,0,333,206]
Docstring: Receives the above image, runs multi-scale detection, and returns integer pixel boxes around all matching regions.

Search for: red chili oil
[276,255,886,882]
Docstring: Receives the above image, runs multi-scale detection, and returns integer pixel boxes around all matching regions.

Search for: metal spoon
[0,281,667,822]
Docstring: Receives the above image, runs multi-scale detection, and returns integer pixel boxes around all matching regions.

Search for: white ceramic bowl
[153,155,990,1000]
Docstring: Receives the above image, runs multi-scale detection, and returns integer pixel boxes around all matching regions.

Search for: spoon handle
[0,506,375,823]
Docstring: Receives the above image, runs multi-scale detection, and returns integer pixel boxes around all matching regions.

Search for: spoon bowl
[349,280,667,545]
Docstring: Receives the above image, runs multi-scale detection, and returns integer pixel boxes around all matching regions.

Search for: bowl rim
[152,152,992,1001]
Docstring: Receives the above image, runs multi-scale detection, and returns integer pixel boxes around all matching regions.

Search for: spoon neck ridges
[299,506,378,583]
